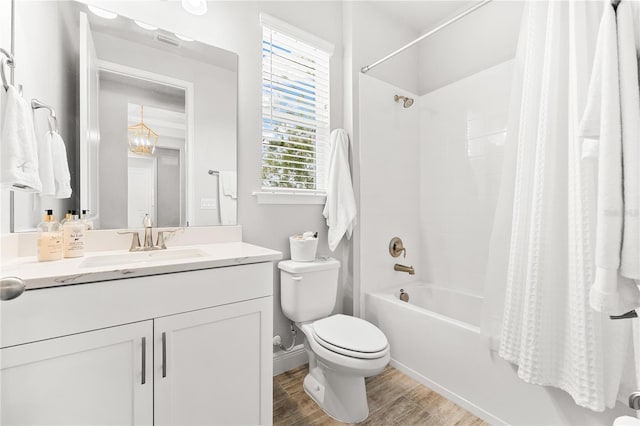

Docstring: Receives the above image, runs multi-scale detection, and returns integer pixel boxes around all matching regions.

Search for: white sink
[80,248,208,268]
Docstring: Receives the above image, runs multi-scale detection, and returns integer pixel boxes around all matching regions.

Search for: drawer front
[1,262,273,348]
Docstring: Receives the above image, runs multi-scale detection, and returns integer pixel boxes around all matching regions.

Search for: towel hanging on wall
[323,129,357,251]
[1,85,42,192]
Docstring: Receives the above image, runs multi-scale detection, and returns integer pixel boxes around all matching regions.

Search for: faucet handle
[118,231,141,252]
[155,229,175,250]
[389,237,406,258]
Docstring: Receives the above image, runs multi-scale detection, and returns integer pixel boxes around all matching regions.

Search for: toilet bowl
[298,315,390,422]
[278,258,390,423]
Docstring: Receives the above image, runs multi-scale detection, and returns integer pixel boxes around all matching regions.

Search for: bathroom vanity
[0,230,281,425]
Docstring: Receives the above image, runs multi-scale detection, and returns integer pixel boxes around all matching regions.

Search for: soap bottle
[80,209,94,231]
[60,210,72,226]
[63,212,85,258]
[37,210,63,262]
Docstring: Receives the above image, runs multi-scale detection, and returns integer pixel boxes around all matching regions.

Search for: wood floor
[273,365,488,426]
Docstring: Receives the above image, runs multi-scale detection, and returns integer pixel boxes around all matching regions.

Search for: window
[261,15,333,194]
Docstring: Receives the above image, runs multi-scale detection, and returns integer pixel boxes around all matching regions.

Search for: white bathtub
[366,283,630,425]
[393,283,482,329]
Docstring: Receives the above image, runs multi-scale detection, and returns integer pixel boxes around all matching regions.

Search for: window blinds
[261,19,331,191]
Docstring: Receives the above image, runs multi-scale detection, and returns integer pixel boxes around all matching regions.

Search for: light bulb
[175,33,194,42]
[87,5,118,19]
[181,0,207,16]
[134,20,158,31]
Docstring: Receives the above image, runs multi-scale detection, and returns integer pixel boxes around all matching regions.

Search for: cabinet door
[1,321,153,426]
[154,297,273,425]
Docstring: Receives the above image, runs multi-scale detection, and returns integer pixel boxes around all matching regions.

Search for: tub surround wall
[419,60,513,297]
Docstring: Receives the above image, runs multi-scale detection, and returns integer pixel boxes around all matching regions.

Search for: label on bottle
[63,224,85,258]
[38,232,63,262]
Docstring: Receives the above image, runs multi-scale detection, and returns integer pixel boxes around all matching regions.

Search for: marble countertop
[2,242,282,290]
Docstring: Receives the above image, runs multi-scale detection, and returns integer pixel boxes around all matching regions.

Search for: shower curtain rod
[361,0,493,74]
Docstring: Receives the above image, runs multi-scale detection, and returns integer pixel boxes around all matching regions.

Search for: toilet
[279,257,390,423]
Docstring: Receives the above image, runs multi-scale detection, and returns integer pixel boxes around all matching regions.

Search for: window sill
[252,191,326,205]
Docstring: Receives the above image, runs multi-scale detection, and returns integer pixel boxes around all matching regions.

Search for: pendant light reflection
[128,105,158,156]
[181,0,208,16]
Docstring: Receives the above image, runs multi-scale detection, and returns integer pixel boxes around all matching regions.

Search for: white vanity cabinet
[154,297,271,425]
[0,261,274,426]
[1,321,154,425]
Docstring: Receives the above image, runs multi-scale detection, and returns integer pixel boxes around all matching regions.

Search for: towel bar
[31,98,59,134]
[610,310,638,320]
[0,47,15,91]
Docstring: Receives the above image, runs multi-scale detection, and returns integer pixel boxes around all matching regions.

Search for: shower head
[394,94,414,108]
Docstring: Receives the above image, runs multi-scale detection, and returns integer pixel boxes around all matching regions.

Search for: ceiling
[366,1,477,34]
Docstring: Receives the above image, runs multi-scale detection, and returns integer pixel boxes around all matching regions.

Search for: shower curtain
[482,0,634,411]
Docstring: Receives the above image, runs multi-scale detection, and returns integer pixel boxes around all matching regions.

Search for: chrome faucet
[394,264,415,275]
[118,215,179,252]
[143,214,154,249]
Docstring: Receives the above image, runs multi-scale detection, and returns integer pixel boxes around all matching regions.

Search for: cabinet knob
[0,276,26,301]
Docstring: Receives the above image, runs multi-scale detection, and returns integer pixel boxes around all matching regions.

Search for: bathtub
[366,283,630,425]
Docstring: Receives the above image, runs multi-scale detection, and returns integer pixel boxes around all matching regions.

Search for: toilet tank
[279,258,340,323]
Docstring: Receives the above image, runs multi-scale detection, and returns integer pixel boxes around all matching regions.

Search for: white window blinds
[261,16,332,192]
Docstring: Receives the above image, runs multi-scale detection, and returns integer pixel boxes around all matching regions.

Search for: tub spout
[394,264,415,275]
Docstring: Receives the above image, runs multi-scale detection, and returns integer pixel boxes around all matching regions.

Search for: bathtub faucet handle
[389,237,406,258]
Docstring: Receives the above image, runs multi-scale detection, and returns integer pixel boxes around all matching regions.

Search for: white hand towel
[617,0,640,281]
[50,131,72,199]
[220,171,237,199]
[579,1,640,314]
[39,131,55,196]
[218,171,236,225]
[323,129,357,252]
[1,86,42,192]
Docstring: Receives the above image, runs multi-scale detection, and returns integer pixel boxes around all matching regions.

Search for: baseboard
[389,359,508,426]
[273,344,308,376]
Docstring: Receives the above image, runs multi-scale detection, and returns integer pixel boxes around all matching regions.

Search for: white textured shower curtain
[482,0,634,411]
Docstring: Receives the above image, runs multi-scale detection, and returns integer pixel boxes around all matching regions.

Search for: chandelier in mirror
[128,105,158,155]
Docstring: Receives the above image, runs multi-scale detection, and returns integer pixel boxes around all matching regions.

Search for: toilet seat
[311,314,388,360]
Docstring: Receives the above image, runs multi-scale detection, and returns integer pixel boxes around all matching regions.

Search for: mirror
[11,1,238,231]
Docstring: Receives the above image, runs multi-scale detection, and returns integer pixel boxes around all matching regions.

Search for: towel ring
[31,98,59,134]
[0,48,15,92]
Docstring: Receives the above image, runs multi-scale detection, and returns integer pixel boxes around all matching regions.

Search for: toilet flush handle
[292,276,303,281]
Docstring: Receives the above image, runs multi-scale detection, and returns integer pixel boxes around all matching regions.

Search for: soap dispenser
[60,210,72,226]
[37,210,63,262]
[80,209,94,231]
[62,211,85,258]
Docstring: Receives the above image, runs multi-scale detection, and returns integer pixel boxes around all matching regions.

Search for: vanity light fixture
[87,5,118,20]
[175,33,195,42]
[134,20,158,31]
[128,105,158,156]
[181,0,208,16]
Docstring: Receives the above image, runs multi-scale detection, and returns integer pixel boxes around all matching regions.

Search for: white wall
[358,74,420,311]
[343,1,420,315]
[7,2,79,231]
[417,1,524,94]
[419,60,513,296]
[84,0,346,353]
[0,0,12,234]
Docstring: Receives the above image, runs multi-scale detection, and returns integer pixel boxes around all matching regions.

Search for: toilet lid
[312,314,388,358]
